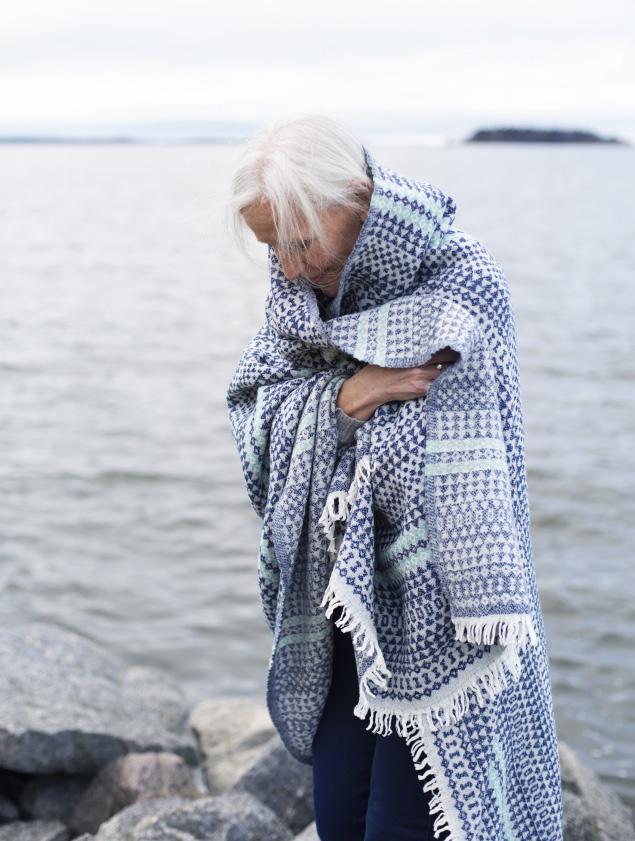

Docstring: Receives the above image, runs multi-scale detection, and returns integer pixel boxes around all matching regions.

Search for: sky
[1,0,634,141]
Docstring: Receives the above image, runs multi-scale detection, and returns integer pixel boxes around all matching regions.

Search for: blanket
[226,145,563,840]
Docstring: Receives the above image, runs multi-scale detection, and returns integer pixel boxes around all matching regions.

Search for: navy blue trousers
[312,607,436,840]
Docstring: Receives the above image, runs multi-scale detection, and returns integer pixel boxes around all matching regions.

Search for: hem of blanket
[399,718,467,841]
[319,572,529,840]
[452,613,539,650]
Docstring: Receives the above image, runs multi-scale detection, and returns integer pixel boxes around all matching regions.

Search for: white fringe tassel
[319,582,393,696]
[453,612,539,650]
[401,720,456,840]
[353,641,523,735]
[318,454,372,560]
[319,578,528,839]
[317,452,537,839]
[351,645,527,840]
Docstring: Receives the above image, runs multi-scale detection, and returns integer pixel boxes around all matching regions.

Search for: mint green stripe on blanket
[374,305,390,366]
[245,386,268,480]
[258,541,279,583]
[353,310,371,360]
[277,627,331,651]
[426,437,507,454]
[378,547,433,583]
[376,524,431,582]
[381,523,429,560]
[282,614,326,630]
[374,193,438,236]
[425,456,508,476]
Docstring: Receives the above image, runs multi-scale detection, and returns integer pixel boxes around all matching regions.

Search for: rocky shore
[0,623,633,840]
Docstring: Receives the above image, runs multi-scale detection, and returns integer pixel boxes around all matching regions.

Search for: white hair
[225,114,372,262]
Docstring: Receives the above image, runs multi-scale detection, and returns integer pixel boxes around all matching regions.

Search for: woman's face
[241,182,371,298]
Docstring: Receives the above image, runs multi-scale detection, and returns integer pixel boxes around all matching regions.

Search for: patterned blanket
[226,146,563,840]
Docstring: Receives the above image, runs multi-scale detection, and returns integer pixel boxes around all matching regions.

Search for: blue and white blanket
[226,146,563,840]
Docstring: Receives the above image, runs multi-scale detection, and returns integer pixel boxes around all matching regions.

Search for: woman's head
[227,115,373,296]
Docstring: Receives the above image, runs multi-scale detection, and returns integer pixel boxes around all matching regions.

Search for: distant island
[466,127,628,144]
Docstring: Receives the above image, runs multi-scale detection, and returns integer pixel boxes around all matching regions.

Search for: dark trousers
[312,607,436,841]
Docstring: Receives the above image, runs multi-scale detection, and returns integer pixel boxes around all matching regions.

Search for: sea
[1,140,633,812]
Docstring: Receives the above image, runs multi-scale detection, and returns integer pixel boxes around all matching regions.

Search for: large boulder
[71,797,190,840]
[293,822,319,840]
[69,752,202,834]
[189,698,275,794]
[76,792,291,841]
[230,735,314,835]
[0,794,20,821]
[0,623,198,775]
[0,822,69,841]
[562,789,596,841]
[559,741,634,840]
[18,774,92,822]
[132,791,292,841]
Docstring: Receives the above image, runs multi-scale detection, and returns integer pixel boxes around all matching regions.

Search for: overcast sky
[1,0,633,139]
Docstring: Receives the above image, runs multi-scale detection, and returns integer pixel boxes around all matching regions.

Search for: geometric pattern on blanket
[226,145,563,840]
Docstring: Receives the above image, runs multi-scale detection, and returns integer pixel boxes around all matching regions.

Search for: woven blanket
[226,146,563,840]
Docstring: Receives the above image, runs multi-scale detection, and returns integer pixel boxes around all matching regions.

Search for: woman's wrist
[335,377,378,421]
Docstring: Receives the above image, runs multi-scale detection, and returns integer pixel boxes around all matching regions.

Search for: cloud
[1,0,633,134]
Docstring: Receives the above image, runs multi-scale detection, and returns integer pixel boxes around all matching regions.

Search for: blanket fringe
[318,607,459,840]
[353,641,522,735]
[400,721,456,840]
[318,452,534,839]
[453,612,539,650]
[350,647,526,841]
[319,582,393,692]
[318,454,372,560]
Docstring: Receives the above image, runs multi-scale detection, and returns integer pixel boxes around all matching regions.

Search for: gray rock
[231,734,313,834]
[132,791,292,841]
[0,793,20,821]
[0,770,30,804]
[189,698,275,794]
[0,623,197,774]
[19,773,92,822]
[293,821,319,840]
[559,741,635,840]
[0,822,69,841]
[84,797,190,840]
[70,752,201,834]
[562,789,596,841]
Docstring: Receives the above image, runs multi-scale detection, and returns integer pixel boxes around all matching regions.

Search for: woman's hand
[336,347,460,421]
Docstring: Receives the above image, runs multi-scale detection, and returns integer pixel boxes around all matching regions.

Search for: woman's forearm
[335,375,379,421]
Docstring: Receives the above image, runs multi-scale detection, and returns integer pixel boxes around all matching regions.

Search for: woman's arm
[336,347,461,421]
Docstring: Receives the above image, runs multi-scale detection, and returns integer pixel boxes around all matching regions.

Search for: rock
[562,789,596,841]
[19,773,92,822]
[559,741,635,840]
[81,797,190,840]
[231,734,314,835]
[0,770,30,805]
[189,698,275,794]
[293,822,319,840]
[74,791,290,841]
[132,791,292,840]
[70,752,201,834]
[0,822,69,841]
[0,793,20,821]
[0,623,197,774]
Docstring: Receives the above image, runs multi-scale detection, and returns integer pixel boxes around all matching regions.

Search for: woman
[225,115,563,841]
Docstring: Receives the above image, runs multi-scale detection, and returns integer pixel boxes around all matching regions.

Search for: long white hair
[226,114,372,263]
